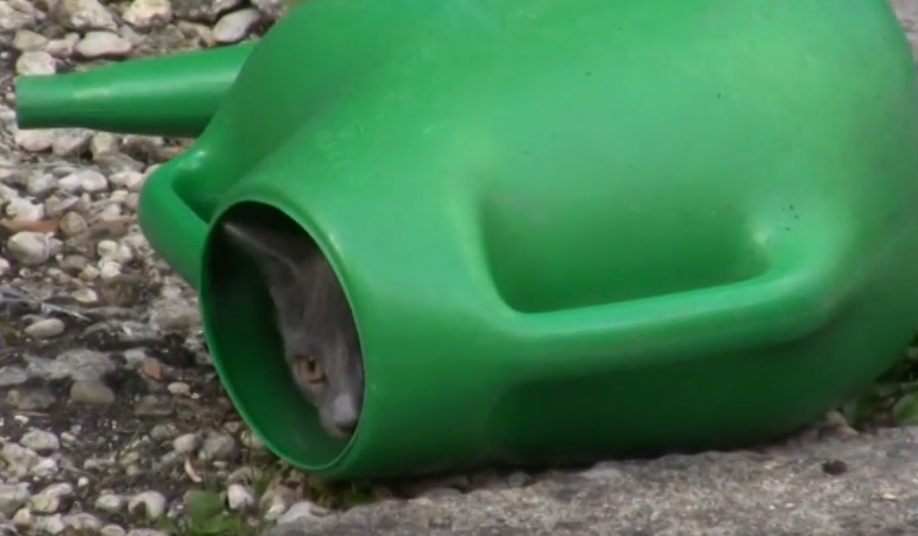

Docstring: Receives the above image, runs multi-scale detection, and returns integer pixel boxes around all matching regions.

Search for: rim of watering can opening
[201,199,363,474]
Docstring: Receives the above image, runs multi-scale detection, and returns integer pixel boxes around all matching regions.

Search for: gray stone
[69,380,116,404]
[0,366,29,387]
[262,427,918,536]
[198,432,237,461]
[27,349,115,381]
[0,483,30,517]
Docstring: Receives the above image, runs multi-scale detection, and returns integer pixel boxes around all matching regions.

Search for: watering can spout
[14,44,255,138]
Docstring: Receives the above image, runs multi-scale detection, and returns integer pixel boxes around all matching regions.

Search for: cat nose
[331,394,359,433]
[337,420,357,435]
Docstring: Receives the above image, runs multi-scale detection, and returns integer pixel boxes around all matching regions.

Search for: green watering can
[15,0,918,480]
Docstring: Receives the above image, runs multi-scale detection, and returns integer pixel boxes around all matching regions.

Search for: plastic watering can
[14,0,918,480]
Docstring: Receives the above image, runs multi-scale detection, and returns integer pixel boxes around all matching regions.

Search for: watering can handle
[508,256,839,368]
[137,148,212,291]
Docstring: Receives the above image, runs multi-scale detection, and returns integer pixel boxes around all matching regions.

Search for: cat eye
[297,356,326,384]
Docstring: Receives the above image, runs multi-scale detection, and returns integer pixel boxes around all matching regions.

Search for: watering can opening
[200,201,362,472]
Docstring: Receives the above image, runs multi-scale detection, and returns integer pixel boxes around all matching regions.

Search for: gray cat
[222,221,364,439]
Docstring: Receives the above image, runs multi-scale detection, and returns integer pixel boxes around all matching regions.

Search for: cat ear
[222,221,308,280]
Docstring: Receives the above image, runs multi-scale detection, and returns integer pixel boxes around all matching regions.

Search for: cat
[222,220,364,439]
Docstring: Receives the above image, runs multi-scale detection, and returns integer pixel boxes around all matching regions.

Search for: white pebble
[20,429,60,453]
[101,524,127,536]
[0,483,31,516]
[12,507,31,526]
[1,443,40,475]
[30,457,59,478]
[95,203,123,221]
[43,196,80,218]
[166,382,191,396]
[29,482,74,513]
[15,51,56,75]
[0,183,19,202]
[213,8,261,43]
[24,318,66,339]
[80,265,100,281]
[72,288,99,303]
[14,129,54,152]
[58,169,109,193]
[122,232,149,250]
[123,0,172,28]
[198,433,237,461]
[260,486,295,521]
[98,259,123,279]
[91,132,120,156]
[59,0,117,31]
[125,529,170,536]
[94,493,124,512]
[225,484,254,511]
[58,212,89,237]
[150,423,178,441]
[124,193,140,211]
[12,29,47,52]
[95,239,119,258]
[227,466,262,484]
[63,512,103,531]
[51,129,93,157]
[75,31,133,58]
[127,491,166,519]
[5,197,44,222]
[172,433,199,455]
[26,173,56,196]
[108,171,144,191]
[239,429,265,450]
[96,240,133,263]
[7,231,53,265]
[46,34,80,58]
[275,500,320,525]
[33,514,66,534]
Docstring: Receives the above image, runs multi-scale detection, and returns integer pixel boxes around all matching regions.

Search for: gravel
[0,0,335,534]
[2,0,918,535]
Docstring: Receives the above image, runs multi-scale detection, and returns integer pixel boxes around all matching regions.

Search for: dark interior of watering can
[201,201,360,469]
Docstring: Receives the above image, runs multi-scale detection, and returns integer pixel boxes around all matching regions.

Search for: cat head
[222,220,364,439]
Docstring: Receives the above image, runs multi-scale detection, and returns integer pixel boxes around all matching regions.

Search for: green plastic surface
[16,0,918,480]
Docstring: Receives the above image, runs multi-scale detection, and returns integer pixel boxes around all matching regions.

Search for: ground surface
[1,0,918,535]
